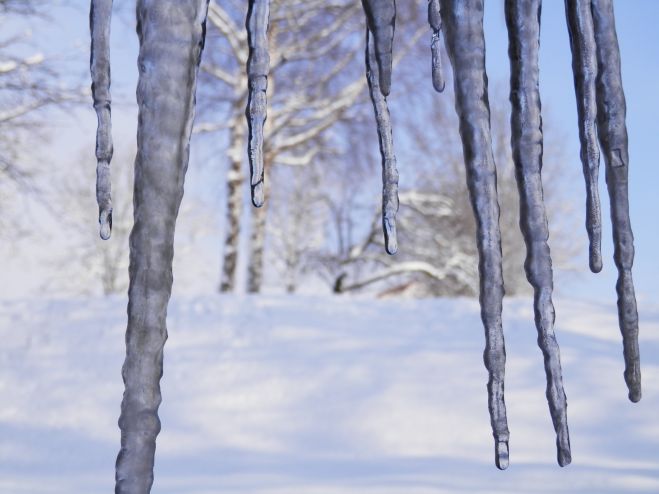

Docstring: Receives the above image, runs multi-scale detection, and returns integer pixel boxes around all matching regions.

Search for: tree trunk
[219,117,245,292]
[246,179,269,293]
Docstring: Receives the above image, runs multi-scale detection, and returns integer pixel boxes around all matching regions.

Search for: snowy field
[0,294,658,493]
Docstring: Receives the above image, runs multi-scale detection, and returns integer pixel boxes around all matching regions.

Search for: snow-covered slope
[0,295,658,493]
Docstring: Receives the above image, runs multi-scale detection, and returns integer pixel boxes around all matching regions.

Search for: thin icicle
[564,0,602,273]
[440,0,509,470]
[361,0,395,96]
[591,0,641,403]
[115,1,209,492]
[427,0,445,92]
[246,0,270,208]
[365,29,399,255]
[89,0,113,240]
[505,0,571,467]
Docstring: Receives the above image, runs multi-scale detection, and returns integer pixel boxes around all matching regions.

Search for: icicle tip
[384,224,398,255]
[99,208,112,240]
[627,368,642,403]
[557,447,572,467]
[495,440,509,470]
[251,182,264,208]
[589,240,603,273]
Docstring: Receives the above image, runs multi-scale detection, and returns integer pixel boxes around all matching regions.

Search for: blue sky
[8,1,659,306]
[481,1,659,307]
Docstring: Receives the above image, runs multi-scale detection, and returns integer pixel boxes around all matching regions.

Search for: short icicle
[505,0,571,467]
[246,0,270,208]
[591,0,641,402]
[115,1,209,492]
[365,28,399,255]
[440,0,510,470]
[564,0,603,273]
[89,0,114,240]
[361,0,396,96]
[427,0,445,92]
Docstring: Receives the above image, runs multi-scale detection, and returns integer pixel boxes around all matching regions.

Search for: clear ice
[114,1,210,492]
[89,0,114,239]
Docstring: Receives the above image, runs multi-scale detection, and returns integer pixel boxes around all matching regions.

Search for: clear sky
[482,1,659,309]
[6,1,659,308]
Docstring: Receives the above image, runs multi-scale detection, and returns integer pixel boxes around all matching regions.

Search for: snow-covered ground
[0,294,658,493]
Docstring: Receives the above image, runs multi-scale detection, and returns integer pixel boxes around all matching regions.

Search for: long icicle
[246,0,270,208]
[427,0,445,92]
[564,0,602,273]
[505,0,571,467]
[115,1,209,492]
[89,0,114,240]
[360,0,395,97]
[365,28,399,255]
[590,0,641,402]
[440,0,510,470]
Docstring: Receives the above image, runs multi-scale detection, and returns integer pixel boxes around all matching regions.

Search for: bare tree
[48,147,133,295]
[266,161,326,293]
[197,0,371,293]
[0,3,82,234]
[49,144,211,296]
[273,84,580,297]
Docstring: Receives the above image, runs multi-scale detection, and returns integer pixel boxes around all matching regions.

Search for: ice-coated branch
[89,0,113,240]
[360,0,395,96]
[505,0,571,467]
[427,0,445,92]
[365,29,399,255]
[246,0,270,208]
[115,1,209,492]
[564,0,602,273]
[591,0,641,402]
[440,0,510,470]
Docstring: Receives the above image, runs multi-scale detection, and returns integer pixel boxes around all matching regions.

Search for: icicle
[365,29,399,255]
[505,0,571,467]
[427,0,445,92]
[115,1,209,492]
[591,0,641,403]
[361,0,395,96]
[89,0,113,240]
[564,0,603,273]
[246,0,270,208]
[439,0,509,470]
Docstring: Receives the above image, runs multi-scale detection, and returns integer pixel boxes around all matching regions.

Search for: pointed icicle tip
[495,440,509,470]
[558,447,572,467]
[361,0,396,96]
[99,208,112,240]
[252,182,264,208]
[626,359,642,402]
[589,237,603,273]
[384,219,398,255]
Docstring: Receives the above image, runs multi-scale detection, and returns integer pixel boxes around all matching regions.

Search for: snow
[0,294,658,493]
